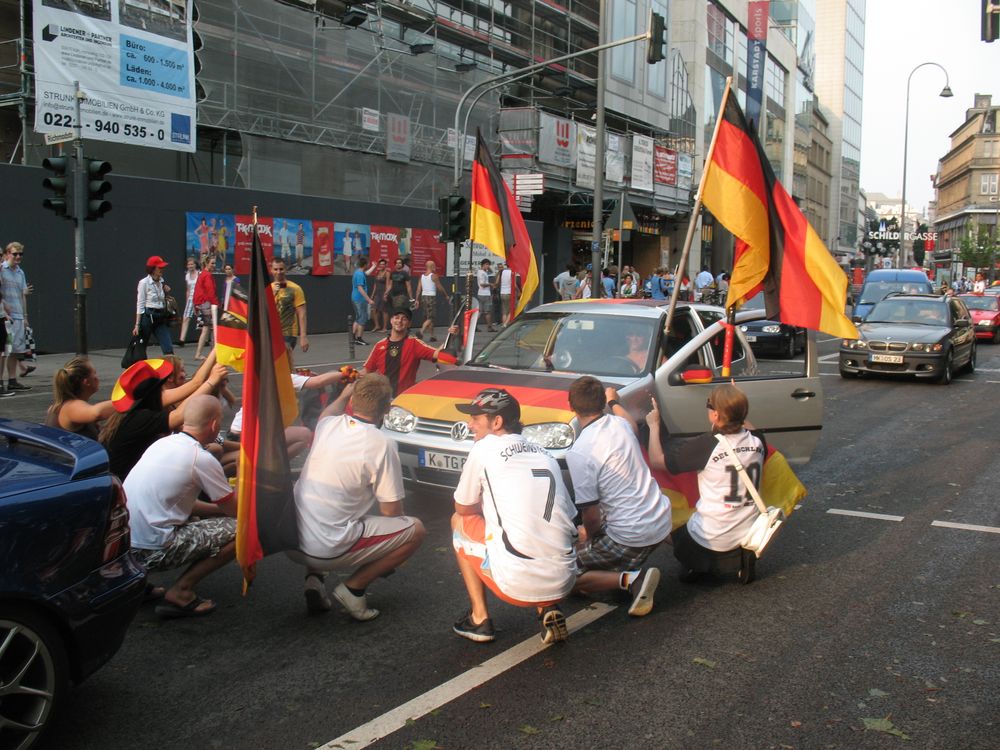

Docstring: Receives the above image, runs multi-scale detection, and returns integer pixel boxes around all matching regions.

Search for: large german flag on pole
[470,129,539,318]
[701,81,858,339]
[235,222,300,588]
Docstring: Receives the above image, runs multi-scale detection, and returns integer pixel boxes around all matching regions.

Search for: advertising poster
[233,215,274,276]
[409,228,446,271]
[746,0,769,127]
[311,220,334,276]
[575,124,597,189]
[185,212,234,268]
[33,0,197,152]
[677,152,694,190]
[631,134,654,192]
[538,112,576,167]
[369,225,401,266]
[654,146,678,186]
[273,218,313,274]
[333,222,371,275]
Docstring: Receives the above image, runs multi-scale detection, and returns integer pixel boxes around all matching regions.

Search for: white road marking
[826,508,904,522]
[818,353,840,362]
[817,336,841,343]
[931,520,1000,535]
[319,603,617,750]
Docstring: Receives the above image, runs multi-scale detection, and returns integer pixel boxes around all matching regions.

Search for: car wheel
[964,342,977,374]
[839,365,858,378]
[0,606,68,750]
[935,350,953,385]
[784,335,796,359]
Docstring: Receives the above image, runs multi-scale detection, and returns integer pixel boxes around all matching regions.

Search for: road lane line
[320,602,617,750]
[931,520,1000,534]
[818,353,840,362]
[826,509,904,522]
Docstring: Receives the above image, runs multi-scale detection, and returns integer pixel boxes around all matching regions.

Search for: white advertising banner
[677,152,694,190]
[606,133,624,185]
[631,134,654,192]
[33,0,197,153]
[538,112,576,167]
[575,123,596,189]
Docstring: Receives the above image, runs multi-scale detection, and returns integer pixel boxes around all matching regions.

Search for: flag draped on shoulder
[235,224,300,588]
[216,284,248,371]
[701,89,858,339]
[470,129,539,318]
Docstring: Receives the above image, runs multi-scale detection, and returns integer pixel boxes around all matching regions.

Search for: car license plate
[745,335,757,342]
[870,353,903,364]
[419,449,466,472]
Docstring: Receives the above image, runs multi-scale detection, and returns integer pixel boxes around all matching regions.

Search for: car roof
[864,270,931,282]
[531,298,709,320]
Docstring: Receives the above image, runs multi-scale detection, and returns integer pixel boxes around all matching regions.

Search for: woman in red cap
[134,256,174,355]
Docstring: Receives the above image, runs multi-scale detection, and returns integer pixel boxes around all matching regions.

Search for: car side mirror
[668,367,714,386]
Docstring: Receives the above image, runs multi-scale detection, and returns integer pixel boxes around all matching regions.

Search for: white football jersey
[455,433,578,602]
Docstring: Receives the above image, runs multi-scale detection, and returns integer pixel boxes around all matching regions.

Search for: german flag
[702,86,858,339]
[470,129,539,318]
[216,284,248,371]
[235,225,300,588]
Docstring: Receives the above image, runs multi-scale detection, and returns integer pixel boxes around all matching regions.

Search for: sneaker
[627,567,660,617]
[0,387,14,398]
[20,365,36,376]
[354,337,369,346]
[332,583,379,621]
[304,574,331,615]
[539,605,568,644]
[452,610,496,643]
[6,381,30,391]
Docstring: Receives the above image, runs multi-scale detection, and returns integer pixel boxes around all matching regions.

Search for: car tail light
[102,476,131,563]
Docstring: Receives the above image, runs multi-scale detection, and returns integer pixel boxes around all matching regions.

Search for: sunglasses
[11,252,23,257]
[706,400,715,410]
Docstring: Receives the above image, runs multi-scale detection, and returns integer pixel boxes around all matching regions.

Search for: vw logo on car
[450,421,470,442]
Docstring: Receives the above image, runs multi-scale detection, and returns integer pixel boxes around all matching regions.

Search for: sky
[859,0,1000,213]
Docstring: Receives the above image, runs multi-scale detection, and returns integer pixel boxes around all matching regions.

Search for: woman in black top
[386,258,412,312]
[45,357,114,440]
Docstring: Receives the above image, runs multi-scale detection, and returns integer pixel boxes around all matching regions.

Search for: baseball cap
[391,306,413,320]
[456,388,521,422]
[111,358,174,412]
[146,255,168,268]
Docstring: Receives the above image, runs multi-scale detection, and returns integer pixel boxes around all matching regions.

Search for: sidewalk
[0,326,493,426]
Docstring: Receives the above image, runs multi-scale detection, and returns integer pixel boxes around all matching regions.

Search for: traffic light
[41,156,70,218]
[983,0,999,42]
[646,12,666,64]
[439,193,468,243]
[85,158,112,220]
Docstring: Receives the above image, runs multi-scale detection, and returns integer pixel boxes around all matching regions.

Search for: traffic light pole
[72,81,87,355]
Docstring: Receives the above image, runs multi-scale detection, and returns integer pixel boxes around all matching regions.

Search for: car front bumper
[745,331,794,355]
[973,323,998,339]
[838,350,947,378]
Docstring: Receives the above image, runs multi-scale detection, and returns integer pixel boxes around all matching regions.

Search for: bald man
[125,395,238,619]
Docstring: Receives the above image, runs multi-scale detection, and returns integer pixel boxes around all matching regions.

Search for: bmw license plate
[870,353,903,364]
[420,449,466,472]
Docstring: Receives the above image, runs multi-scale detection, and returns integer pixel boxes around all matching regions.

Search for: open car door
[652,316,823,466]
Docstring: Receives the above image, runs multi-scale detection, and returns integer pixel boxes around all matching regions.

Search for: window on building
[611,0,637,84]
[982,173,999,195]
[647,0,668,98]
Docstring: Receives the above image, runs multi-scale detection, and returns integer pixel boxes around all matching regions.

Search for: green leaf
[971,619,988,626]
[868,688,889,697]
[479,702,491,709]
[953,611,972,619]
[518,725,540,735]
[549,714,565,722]
[862,716,910,740]
[693,657,717,668]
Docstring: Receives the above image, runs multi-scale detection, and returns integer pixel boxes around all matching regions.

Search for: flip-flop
[143,583,166,603]
[20,365,36,376]
[155,596,217,619]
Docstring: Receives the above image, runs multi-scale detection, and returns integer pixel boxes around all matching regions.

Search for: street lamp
[899,62,953,268]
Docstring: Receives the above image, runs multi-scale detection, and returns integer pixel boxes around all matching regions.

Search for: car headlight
[842,339,867,349]
[977,319,991,326]
[522,422,575,449]
[762,325,781,333]
[909,342,943,352]
[383,406,417,433]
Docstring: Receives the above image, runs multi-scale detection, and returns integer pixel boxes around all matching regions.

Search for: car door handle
[791,389,816,399]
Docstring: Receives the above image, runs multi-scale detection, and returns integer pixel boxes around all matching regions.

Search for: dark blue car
[0,419,146,749]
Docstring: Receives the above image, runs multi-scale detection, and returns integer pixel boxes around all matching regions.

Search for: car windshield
[471,312,659,377]
[859,281,932,304]
[741,292,766,311]
[959,295,999,311]
[865,298,948,325]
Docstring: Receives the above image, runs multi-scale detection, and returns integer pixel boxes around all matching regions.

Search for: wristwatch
[607,399,621,410]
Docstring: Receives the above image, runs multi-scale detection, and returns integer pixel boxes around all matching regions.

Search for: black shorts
[671,523,742,575]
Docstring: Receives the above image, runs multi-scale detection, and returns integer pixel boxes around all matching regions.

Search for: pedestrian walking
[351,256,374,346]
[416,260,450,341]
[133,255,174,356]
[193,256,219,360]
[1,242,33,394]
[179,256,199,346]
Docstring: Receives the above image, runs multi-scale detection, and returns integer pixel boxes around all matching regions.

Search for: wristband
[607,399,621,410]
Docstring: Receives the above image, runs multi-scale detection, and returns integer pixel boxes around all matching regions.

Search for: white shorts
[7,319,27,354]
[287,515,420,572]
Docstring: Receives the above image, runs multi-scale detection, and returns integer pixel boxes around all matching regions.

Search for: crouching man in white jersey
[452,388,579,644]
[565,376,668,616]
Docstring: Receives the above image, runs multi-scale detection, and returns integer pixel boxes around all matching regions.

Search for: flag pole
[663,76,733,339]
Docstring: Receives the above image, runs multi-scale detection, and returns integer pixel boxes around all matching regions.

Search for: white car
[384,299,823,490]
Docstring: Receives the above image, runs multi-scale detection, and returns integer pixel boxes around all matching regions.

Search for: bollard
[347,313,355,360]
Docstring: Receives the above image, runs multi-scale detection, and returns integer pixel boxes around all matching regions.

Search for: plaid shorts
[575,527,658,573]
[134,517,237,572]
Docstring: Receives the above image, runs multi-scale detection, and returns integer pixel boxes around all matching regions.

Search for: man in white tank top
[497,263,519,327]
[452,388,579,644]
[416,260,451,342]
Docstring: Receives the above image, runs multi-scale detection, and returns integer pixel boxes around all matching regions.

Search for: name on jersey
[499,441,546,461]
[711,445,762,463]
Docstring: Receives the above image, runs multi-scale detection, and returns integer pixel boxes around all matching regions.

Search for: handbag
[164,295,180,323]
[121,332,148,368]
[715,433,785,558]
